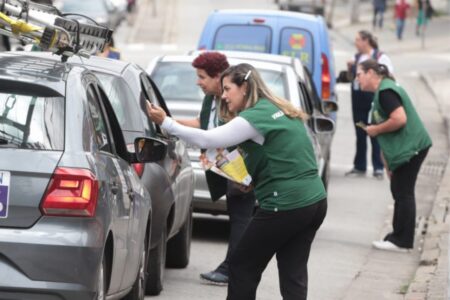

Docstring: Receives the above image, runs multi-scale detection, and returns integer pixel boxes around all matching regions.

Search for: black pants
[227,199,327,300]
[351,89,384,172]
[216,188,255,275]
[385,148,429,248]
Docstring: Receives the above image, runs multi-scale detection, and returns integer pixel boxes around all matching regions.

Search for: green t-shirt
[372,79,432,171]
[239,98,326,211]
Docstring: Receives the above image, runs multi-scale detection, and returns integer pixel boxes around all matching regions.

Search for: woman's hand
[146,100,166,125]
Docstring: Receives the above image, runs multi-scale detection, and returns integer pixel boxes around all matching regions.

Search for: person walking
[346,30,394,179]
[395,0,410,40]
[174,52,256,285]
[147,63,327,300]
[356,59,432,252]
[416,0,433,36]
[373,0,387,30]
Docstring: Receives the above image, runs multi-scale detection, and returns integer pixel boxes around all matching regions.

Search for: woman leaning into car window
[146,63,327,300]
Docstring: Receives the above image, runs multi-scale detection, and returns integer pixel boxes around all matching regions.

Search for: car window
[151,62,204,103]
[213,25,272,53]
[0,92,64,150]
[302,66,321,110]
[260,70,287,99]
[139,74,159,136]
[280,28,314,74]
[95,73,143,132]
[86,85,112,153]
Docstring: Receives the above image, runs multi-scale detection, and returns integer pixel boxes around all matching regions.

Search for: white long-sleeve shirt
[161,116,265,148]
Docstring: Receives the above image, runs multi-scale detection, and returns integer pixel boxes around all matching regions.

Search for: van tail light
[41,167,99,217]
[198,45,206,50]
[253,18,266,24]
[127,143,145,177]
[321,53,331,101]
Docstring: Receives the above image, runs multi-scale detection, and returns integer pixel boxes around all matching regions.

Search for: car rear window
[95,73,144,132]
[213,25,272,53]
[0,93,64,150]
[279,28,314,74]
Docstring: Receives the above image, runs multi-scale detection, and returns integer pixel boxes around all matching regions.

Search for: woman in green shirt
[357,59,431,252]
[147,63,327,300]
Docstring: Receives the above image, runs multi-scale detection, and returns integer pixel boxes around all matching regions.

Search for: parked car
[0,52,165,299]
[197,9,337,106]
[147,52,335,215]
[60,54,194,296]
[56,0,123,30]
[278,0,326,16]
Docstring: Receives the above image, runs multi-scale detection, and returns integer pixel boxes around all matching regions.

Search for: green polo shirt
[239,98,326,211]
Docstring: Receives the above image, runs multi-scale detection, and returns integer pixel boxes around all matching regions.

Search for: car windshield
[151,62,287,103]
[0,93,64,150]
[279,28,314,74]
[213,25,272,53]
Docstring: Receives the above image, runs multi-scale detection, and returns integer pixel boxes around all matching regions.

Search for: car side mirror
[134,137,167,162]
[312,116,335,134]
[321,101,339,114]
[336,70,352,83]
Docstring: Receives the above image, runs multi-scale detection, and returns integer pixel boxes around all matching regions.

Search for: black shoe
[200,270,228,286]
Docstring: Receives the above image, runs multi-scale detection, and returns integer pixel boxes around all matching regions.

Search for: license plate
[0,171,10,218]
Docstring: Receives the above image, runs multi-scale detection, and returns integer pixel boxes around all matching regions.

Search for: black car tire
[321,157,330,191]
[166,206,193,268]
[146,227,166,295]
[123,231,149,300]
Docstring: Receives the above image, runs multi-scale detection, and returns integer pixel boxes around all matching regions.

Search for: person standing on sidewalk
[373,0,387,30]
[395,0,410,40]
[346,30,394,179]
[147,63,327,300]
[357,59,432,252]
[175,52,256,285]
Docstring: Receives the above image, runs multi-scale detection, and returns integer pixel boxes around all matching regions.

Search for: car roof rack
[0,0,113,61]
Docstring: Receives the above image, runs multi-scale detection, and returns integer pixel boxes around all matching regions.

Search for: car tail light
[133,163,145,178]
[41,167,99,217]
[127,143,145,177]
[321,53,331,101]
[253,18,265,24]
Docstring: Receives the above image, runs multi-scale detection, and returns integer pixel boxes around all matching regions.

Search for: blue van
[197,9,337,104]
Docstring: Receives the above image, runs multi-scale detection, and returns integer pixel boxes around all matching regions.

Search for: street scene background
[113,0,450,299]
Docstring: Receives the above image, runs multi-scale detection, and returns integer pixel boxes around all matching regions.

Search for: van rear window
[280,28,314,74]
[213,25,271,53]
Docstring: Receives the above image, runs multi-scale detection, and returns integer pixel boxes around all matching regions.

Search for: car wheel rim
[97,263,104,300]
[138,248,146,299]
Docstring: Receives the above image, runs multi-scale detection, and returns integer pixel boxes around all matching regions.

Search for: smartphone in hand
[355,121,367,130]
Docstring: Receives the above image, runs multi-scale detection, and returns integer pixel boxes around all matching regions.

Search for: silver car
[147,52,335,215]
[0,52,164,299]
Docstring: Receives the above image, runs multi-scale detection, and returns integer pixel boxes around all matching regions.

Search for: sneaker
[345,168,366,176]
[373,169,384,180]
[372,240,411,253]
[200,270,228,286]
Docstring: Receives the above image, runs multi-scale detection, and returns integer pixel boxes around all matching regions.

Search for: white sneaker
[372,240,411,253]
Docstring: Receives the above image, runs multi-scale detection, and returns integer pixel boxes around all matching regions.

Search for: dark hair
[359,59,395,81]
[192,52,229,78]
[358,30,378,50]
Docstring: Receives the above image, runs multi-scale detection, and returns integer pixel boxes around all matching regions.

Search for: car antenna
[0,0,113,62]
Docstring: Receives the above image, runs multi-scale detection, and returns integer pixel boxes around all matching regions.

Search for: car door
[140,73,191,231]
[85,82,136,292]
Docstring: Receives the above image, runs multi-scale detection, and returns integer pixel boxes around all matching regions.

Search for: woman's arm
[161,116,263,149]
[366,106,407,137]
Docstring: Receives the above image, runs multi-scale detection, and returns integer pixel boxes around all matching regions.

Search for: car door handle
[127,188,135,200]
[110,181,119,195]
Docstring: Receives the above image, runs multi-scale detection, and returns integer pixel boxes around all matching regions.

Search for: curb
[404,74,450,300]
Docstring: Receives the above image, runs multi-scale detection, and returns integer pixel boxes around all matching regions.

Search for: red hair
[192,52,229,78]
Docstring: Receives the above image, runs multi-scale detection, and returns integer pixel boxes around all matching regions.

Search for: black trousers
[227,199,327,300]
[216,188,256,275]
[385,148,429,248]
[351,89,384,171]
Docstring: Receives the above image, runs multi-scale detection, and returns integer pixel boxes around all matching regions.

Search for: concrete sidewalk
[332,3,450,299]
